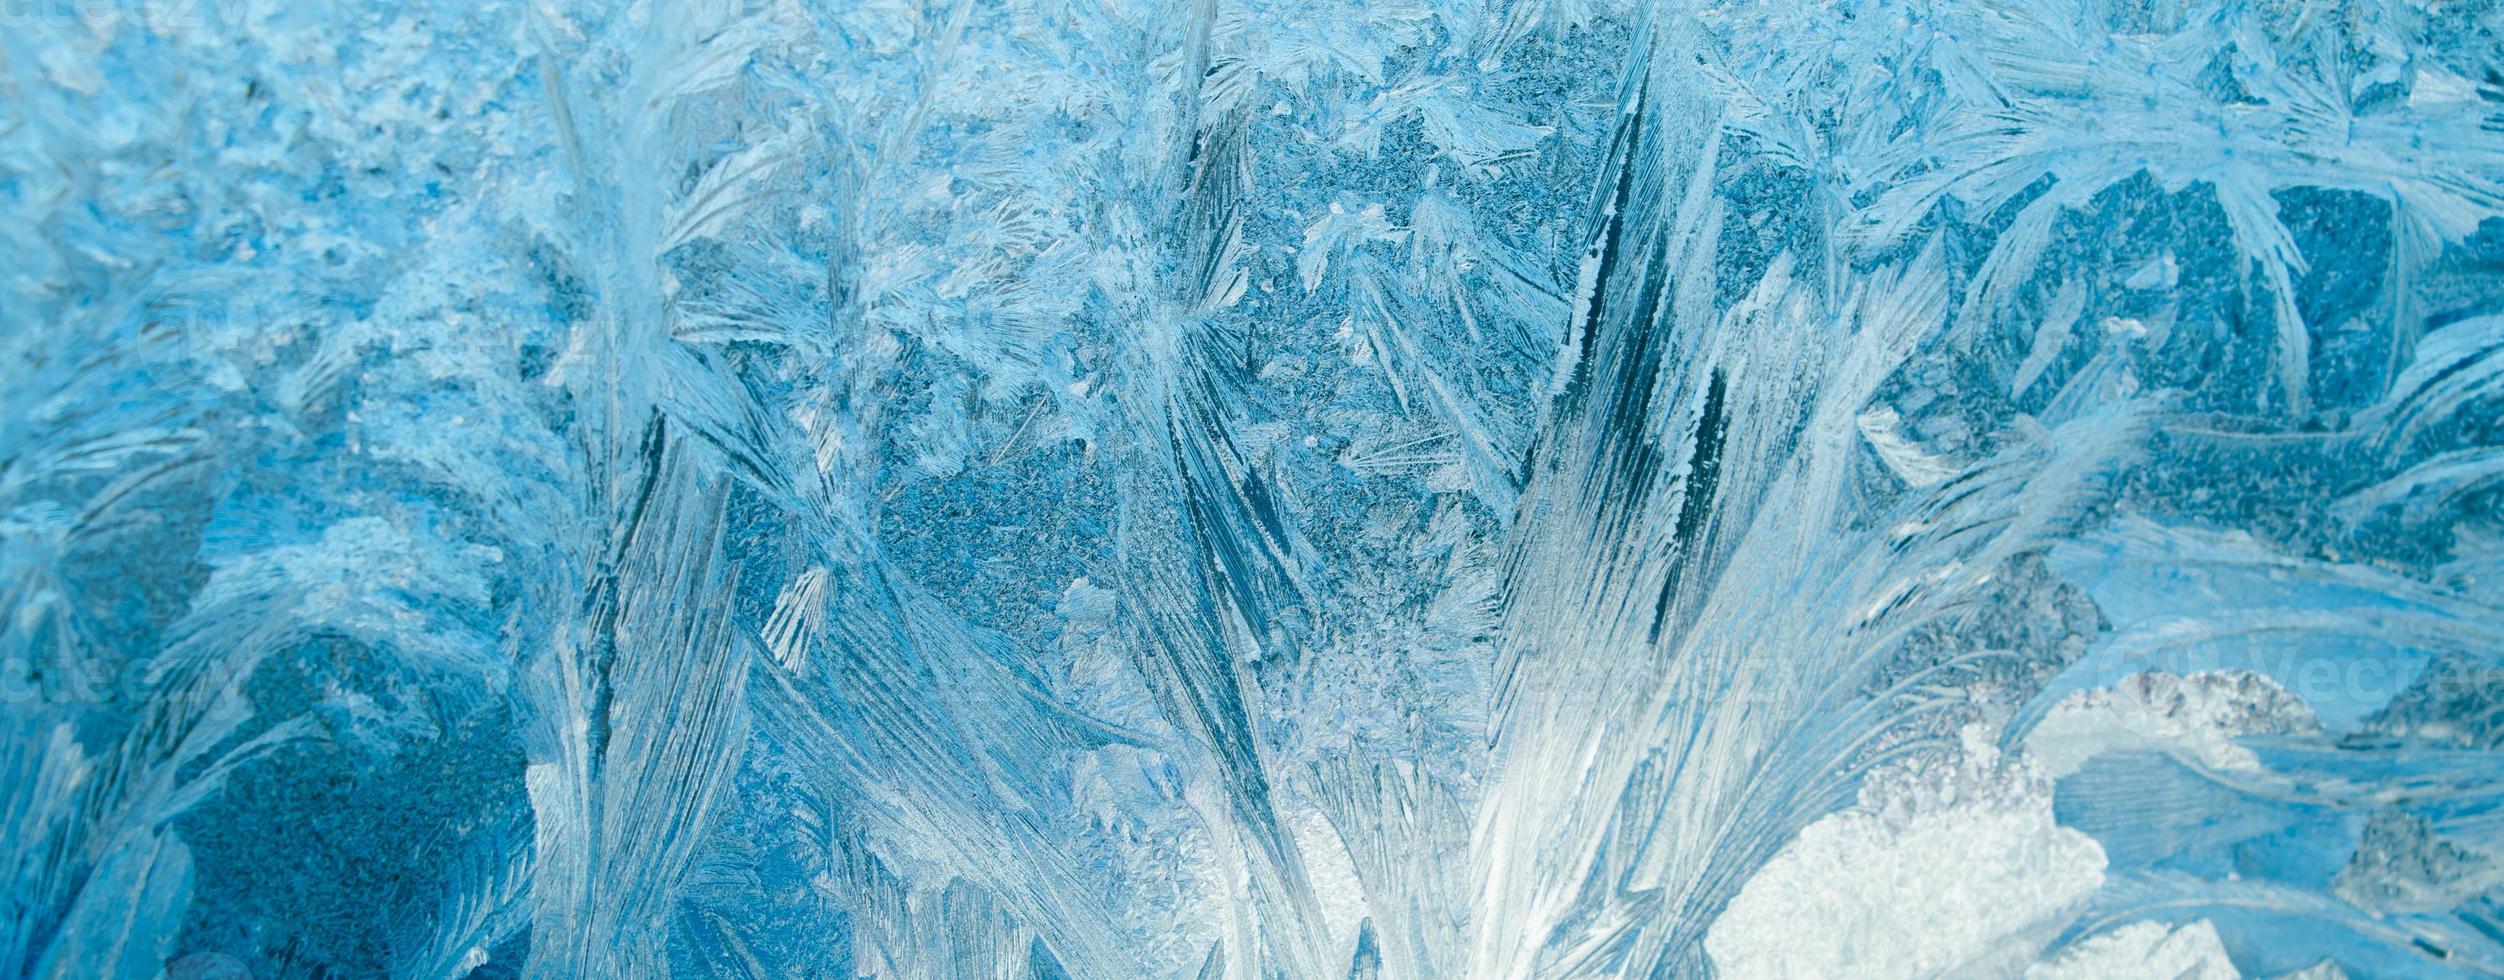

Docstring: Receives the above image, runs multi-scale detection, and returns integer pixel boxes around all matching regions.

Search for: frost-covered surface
[3,0,2502,977]
[1706,727,2108,978]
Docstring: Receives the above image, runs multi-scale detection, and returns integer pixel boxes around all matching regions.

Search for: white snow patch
[1706,727,2107,979]
[2026,671,2318,779]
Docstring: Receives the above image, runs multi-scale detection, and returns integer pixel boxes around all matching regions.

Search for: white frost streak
[2028,920,2241,980]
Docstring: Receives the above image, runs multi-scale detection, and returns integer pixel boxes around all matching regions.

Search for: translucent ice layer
[4,0,2502,977]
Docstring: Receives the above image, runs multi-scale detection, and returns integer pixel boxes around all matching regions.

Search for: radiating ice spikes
[5,0,2501,976]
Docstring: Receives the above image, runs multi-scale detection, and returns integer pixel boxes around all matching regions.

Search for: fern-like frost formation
[5,0,2503,976]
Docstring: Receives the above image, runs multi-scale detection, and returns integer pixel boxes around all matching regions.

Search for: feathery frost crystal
[5,0,2503,976]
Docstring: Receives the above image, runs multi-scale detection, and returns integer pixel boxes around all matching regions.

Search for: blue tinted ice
[5,0,2503,976]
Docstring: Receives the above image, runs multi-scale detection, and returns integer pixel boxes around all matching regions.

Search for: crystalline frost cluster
[5,0,2504,976]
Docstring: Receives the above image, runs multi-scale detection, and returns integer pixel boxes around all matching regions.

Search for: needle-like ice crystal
[5,0,2501,976]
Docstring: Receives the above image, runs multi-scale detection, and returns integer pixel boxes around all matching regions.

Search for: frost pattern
[4,0,2502,977]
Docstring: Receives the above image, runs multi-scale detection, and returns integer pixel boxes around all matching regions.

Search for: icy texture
[4,0,2503,977]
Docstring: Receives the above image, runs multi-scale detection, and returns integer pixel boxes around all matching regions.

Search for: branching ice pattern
[4,0,2502,977]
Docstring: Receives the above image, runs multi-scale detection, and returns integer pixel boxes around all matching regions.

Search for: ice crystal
[5,0,2502,976]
